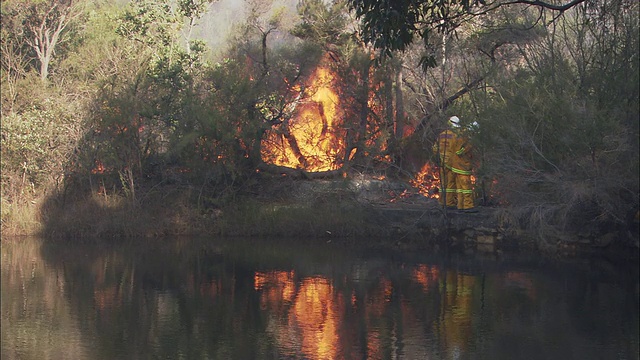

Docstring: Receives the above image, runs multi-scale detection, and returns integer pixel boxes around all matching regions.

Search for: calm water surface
[1,236,638,360]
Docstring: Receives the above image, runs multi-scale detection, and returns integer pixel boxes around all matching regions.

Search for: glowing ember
[410,162,441,198]
[261,63,346,172]
[91,159,106,174]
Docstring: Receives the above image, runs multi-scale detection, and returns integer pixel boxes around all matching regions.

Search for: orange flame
[91,159,106,174]
[262,63,346,172]
[410,162,441,199]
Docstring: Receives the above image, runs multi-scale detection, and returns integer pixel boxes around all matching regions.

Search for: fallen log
[257,163,345,179]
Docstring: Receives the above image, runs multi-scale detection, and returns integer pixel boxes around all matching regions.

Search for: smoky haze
[195,0,299,58]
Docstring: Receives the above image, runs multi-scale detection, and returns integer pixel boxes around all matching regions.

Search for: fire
[261,63,346,172]
[91,159,106,174]
[410,162,441,198]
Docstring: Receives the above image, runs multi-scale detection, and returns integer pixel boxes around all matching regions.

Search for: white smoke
[194,0,299,58]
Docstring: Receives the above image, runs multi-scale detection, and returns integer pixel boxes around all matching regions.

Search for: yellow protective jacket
[432,129,472,175]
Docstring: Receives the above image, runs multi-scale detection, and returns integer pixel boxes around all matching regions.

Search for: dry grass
[1,183,389,240]
[1,196,44,237]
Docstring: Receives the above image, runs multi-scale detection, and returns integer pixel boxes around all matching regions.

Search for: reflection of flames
[410,162,441,198]
[412,264,440,291]
[254,271,296,310]
[256,272,342,359]
[261,64,346,172]
[253,265,480,359]
[290,277,341,359]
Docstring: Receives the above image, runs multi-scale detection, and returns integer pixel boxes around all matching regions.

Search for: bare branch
[500,0,588,12]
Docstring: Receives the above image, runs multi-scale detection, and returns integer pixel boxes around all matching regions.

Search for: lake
[2,236,638,360]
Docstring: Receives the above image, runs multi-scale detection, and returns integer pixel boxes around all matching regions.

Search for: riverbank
[2,177,638,259]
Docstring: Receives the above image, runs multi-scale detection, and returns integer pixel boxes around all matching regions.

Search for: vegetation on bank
[1,0,638,249]
[33,179,390,240]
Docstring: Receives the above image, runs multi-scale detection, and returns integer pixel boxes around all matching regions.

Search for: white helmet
[449,116,461,128]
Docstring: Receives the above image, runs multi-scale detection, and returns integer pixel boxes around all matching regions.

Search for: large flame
[261,64,346,172]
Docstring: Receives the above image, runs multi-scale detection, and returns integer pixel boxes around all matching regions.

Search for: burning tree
[261,59,347,172]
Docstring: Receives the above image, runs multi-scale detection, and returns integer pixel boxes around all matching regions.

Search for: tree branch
[415,75,486,132]
[501,0,588,11]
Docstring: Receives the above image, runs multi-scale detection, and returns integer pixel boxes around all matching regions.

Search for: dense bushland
[1,0,637,248]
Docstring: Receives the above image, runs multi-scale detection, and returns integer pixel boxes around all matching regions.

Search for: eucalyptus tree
[472,0,639,239]
[4,0,83,83]
[344,0,639,243]
[291,0,413,171]
[346,0,591,66]
[77,0,216,203]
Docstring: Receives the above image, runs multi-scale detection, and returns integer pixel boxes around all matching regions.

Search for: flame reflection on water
[252,266,480,359]
[3,239,636,360]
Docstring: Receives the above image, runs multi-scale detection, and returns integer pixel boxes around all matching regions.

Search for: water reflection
[2,237,638,360]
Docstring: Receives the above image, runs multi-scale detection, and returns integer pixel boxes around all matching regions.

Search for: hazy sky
[196,0,300,57]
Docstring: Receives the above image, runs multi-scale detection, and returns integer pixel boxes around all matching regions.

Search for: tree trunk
[395,66,404,139]
[352,59,371,162]
[25,2,75,83]
[385,68,393,132]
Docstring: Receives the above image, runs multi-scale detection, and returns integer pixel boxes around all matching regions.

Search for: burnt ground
[276,176,639,258]
[359,186,514,250]
[279,177,515,250]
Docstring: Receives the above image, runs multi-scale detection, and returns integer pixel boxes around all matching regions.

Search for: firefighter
[432,116,477,212]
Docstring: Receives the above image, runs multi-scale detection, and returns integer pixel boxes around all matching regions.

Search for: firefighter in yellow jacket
[432,116,476,212]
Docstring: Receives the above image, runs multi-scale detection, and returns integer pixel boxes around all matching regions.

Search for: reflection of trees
[33,238,275,359]
[4,238,636,359]
[1,239,89,360]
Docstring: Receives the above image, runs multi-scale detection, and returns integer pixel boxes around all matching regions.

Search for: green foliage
[451,1,640,241]
[347,0,479,58]
[292,0,351,46]
[178,0,212,20]
[1,99,80,199]
[0,2,36,73]
[346,0,591,65]
[1,0,637,248]
[116,0,177,47]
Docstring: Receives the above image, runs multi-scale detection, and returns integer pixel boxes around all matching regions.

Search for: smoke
[195,0,299,58]
[196,0,247,55]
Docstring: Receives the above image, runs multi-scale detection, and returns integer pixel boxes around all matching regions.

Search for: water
[1,236,638,360]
